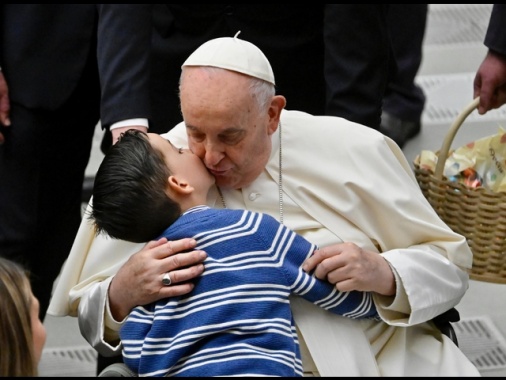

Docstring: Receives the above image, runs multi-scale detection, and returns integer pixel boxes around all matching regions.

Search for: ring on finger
[162,272,172,286]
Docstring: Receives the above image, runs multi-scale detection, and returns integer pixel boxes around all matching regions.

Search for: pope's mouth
[209,168,228,177]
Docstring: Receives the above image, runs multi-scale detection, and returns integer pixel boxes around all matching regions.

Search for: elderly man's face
[180,67,279,190]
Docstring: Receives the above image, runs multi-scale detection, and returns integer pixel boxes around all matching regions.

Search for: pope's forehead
[181,70,253,107]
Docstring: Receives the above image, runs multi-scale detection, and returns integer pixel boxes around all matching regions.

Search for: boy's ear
[167,175,194,195]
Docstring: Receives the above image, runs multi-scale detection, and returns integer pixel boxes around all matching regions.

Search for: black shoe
[379,112,421,149]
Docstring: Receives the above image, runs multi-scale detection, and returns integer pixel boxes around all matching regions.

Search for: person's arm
[474,4,506,114]
[48,179,206,356]
[0,4,11,137]
[0,70,10,144]
[278,113,472,326]
[109,119,149,145]
[303,243,395,297]
[75,236,207,355]
[274,220,378,319]
[95,5,152,143]
[107,238,206,322]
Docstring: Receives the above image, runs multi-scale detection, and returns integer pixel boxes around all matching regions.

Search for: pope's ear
[267,95,286,135]
[168,175,194,195]
[269,95,286,118]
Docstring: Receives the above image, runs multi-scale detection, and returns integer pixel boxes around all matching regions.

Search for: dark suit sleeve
[96,4,153,129]
[484,4,506,55]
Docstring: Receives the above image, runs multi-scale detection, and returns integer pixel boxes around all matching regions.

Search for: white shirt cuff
[109,118,149,131]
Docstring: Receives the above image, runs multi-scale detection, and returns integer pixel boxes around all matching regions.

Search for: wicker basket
[413,97,506,284]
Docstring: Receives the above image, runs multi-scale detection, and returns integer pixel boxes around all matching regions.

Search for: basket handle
[434,96,480,180]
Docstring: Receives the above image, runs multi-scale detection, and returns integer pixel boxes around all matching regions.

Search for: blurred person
[0,4,153,322]
[104,4,327,145]
[474,4,506,115]
[49,35,479,376]
[90,129,377,377]
[380,4,428,148]
[109,4,394,141]
[324,4,391,130]
[0,257,46,377]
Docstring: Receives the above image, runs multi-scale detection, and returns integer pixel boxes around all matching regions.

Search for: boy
[90,129,378,377]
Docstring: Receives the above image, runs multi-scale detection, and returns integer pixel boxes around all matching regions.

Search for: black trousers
[383,4,428,122]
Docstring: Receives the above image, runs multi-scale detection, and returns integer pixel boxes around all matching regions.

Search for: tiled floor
[40,4,506,377]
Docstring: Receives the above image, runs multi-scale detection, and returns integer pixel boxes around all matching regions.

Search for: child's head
[0,257,46,377]
[90,129,214,243]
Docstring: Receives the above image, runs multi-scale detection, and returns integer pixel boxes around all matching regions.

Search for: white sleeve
[77,278,123,356]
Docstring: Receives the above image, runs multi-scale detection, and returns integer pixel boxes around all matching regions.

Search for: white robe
[48,109,480,376]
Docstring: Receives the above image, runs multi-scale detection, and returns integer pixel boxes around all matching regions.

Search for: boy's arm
[280,226,378,319]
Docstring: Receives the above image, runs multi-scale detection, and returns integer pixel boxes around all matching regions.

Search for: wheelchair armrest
[432,307,460,346]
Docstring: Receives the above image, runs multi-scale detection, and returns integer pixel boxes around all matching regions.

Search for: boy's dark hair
[89,129,181,243]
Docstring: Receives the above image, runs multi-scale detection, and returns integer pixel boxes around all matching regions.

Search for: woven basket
[413,97,506,284]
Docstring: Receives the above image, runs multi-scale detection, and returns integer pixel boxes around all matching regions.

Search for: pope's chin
[212,174,235,189]
[213,176,231,188]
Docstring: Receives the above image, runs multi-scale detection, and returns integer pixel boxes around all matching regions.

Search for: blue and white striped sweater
[121,206,378,377]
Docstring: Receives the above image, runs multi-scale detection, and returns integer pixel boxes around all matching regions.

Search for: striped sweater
[121,206,378,377]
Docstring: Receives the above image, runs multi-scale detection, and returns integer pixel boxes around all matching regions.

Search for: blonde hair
[0,257,38,377]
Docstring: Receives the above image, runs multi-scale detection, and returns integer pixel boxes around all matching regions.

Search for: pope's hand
[302,242,395,296]
[108,237,207,321]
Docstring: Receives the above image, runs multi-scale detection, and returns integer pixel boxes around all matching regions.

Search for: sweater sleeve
[263,215,378,319]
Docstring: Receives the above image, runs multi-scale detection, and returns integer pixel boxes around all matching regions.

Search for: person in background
[0,257,47,377]
[380,4,428,148]
[49,35,479,376]
[116,5,413,137]
[90,129,378,377]
[0,4,154,322]
[474,4,506,115]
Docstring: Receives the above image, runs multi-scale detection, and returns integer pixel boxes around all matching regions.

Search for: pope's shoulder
[280,109,388,144]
